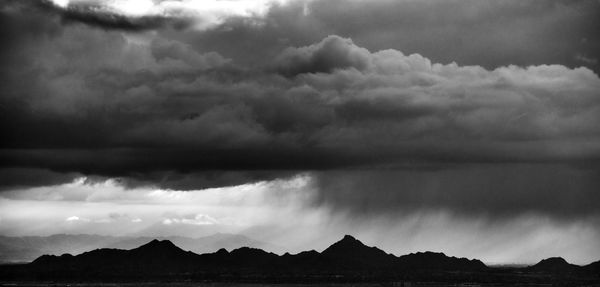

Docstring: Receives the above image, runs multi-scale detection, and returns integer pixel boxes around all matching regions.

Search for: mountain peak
[323,235,390,258]
[337,234,361,244]
[135,239,180,251]
[323,235,366,252]
[342,234,357,241]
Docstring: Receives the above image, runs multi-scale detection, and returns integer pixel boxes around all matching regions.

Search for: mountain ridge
[2,235,598,284]
[25,235,485,271]
[0,233,281,263]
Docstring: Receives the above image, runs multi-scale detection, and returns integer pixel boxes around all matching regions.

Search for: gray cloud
[1,0,600,223]
[274,36,371,76]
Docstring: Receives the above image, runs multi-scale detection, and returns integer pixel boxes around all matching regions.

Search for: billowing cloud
[2,30,599,175]
[274,36,372,76]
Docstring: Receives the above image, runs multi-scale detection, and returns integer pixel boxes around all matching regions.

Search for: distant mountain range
[1,235,598,284]
[0,233,282,263]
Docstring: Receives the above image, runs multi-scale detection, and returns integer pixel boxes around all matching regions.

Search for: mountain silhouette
[22,235,485,279]
[528,257,579,273]
[322,235,390,259]
[135,238,175,249]
[30,239,198,278]
[127,239,197,265]
[1,235,597,283]
[398,251,487,271]
[0,233,280,263]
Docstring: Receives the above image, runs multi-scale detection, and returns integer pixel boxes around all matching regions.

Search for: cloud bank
[2,27,599,172]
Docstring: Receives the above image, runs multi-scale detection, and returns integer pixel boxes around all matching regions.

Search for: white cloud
[48,0,297,30]
[162,214,220,225]
[50,0,69,8]
[65,216,90,222]
[0,174,319,237]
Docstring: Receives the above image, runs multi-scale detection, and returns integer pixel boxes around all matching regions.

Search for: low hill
[528,257,579,273]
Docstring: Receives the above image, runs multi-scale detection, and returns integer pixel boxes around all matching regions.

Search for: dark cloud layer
[0,168,80,191]
[1,0,599,220]
[57,6,190,31]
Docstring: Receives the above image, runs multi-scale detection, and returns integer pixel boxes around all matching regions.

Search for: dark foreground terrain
[1,235,598,286]
[2,283,594,287]
[0,284,569,287]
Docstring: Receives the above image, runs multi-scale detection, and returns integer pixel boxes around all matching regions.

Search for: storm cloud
[2,18,599,169]
[1,0,600,239]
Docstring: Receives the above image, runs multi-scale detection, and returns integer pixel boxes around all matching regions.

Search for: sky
[0,0,599,265]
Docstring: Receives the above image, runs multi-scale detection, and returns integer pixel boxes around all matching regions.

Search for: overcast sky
[1,0,599,265]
